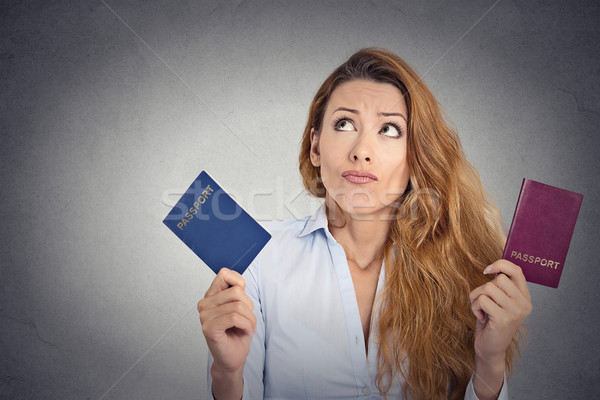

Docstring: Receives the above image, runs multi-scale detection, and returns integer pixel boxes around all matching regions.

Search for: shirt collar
[298,202,328,237]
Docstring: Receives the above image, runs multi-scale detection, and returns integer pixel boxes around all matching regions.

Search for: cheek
[392,159,410,186]
[316,135,346,177]
[380,149,410,195]
[393,156,410,180]
[382,143,408,172]
[318,153,338,189]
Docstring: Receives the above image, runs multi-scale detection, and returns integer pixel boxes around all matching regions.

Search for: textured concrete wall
[1,0,599,399]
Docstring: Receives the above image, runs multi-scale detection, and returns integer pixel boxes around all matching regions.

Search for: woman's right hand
[197,267,257,374]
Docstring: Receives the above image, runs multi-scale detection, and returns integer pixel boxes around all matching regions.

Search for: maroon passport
[503,179,583,288]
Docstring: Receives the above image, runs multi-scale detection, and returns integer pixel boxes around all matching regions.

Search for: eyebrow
[333,107,407,122]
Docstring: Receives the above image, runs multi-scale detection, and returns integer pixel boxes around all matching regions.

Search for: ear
[309,127,321,167]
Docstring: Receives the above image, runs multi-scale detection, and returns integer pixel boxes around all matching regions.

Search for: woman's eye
[335,119,355,131]
[380,124,402,138]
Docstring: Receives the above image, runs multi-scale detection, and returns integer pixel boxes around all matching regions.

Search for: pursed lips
[341,170,378,184]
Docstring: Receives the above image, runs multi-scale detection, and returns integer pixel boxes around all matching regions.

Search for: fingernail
[483,265,492,274]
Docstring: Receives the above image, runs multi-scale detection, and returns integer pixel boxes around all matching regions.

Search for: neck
[325,196,390,270]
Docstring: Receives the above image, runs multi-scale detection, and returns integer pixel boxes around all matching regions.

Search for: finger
[470,278,532,327]
[471,294,504,323]
[470,281,512,310]
[496,273,533,319]
[199,301,257,332]
[199,285,254,313]
[205,268,246,297]
[484,260,529,299]
[471,299,486,322]
[203,312,255,338]
[493,273,526,302]
[213,286,255,313]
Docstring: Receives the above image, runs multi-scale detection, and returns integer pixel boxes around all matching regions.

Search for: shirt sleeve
[206,260,266,399]
[464,371,508,400]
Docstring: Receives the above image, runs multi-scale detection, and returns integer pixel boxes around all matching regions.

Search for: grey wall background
[1,0,599,399]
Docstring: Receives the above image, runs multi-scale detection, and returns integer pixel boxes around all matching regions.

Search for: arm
[464,372,508,400]
[210,362,244,400]
[468,260,532,400]
[198,268,257,400]
[205,263,266,399]
[471,354,505,400]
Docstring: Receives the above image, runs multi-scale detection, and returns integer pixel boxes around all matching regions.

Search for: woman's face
[310,79,410,220]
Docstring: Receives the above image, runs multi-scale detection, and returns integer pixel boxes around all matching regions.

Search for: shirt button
[362,387,370,395]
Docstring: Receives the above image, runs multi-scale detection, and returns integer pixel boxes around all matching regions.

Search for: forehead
[326,79,407,115]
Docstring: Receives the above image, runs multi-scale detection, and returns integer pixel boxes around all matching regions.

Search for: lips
[342,170,378,184]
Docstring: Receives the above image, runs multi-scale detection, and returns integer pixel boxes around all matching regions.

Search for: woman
[197,47,532,400]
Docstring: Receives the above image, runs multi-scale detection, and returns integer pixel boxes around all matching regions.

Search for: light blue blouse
[207,203,508,399]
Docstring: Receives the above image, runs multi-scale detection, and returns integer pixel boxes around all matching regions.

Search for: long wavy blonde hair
[298,47,521,399]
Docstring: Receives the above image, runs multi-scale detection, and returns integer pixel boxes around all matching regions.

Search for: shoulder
[257,215,316,261]
[242,215,307,289]
[262,215,311,241]
[244,213,324,279]
[260,203,327,242]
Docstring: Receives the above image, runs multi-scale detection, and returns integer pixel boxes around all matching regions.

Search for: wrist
[473,354,505,400]
[474,352,505,374]
[210,362,244,400]
[211,360,244,380]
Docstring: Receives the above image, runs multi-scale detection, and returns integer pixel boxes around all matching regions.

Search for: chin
[337,198,387,221]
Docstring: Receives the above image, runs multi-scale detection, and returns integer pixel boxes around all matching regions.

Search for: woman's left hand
[469,259,532,364]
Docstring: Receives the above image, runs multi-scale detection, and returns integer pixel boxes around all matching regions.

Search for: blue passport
[163,171,271,275]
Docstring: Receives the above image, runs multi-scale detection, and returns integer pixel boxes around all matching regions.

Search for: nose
[350,133,374,163]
